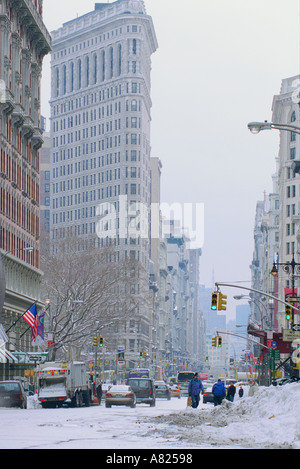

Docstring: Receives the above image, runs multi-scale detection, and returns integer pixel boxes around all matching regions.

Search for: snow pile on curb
[27,394,41,409]
[148,383,300,449]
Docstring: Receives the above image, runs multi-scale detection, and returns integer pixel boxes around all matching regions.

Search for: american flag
[23,304,37,328]
[31,314,39,343]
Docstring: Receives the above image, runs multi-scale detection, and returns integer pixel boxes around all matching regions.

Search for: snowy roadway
[1,383,300,449]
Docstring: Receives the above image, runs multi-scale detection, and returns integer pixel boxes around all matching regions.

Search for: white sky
[41,0,300,319]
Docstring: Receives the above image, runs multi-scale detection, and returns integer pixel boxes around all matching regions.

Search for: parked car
[0,380,27,409]
[105,385,136,408]
[170,384,181,399]
[127,378,156,406]
[281,376,300,385]
[202,386,214,404]
[155,382,171,400]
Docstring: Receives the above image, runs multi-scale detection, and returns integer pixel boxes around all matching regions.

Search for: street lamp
[248,121,300,135]
[269,255,300,326]
[1,246,34,260]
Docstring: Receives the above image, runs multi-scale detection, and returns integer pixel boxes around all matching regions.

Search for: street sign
[292,324,300,332]
[271,341,277,350]
[283,329,300,342]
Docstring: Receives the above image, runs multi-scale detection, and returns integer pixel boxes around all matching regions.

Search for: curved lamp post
[248,121,300,135]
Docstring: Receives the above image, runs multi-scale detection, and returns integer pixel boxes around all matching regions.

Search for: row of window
[51,181,145,209]
[51,82,142,117]
[54,39,139,96]
[53,25,142,61]
[52,118,142,145]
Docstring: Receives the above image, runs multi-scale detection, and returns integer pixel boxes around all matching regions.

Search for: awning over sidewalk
[0,324,8,344]
[247,323,266,339]
[0,348,17,363]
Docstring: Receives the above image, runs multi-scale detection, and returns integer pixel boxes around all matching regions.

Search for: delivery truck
[35,361,91,408]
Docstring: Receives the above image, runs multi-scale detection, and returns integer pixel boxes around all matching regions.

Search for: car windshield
[128,380,150,389]
[156,384,166,389]
[0,382,20,392]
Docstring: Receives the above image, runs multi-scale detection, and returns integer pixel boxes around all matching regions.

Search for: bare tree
[40,235,152,360]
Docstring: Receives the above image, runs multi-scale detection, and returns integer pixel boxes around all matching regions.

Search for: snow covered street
[1,383,300,449]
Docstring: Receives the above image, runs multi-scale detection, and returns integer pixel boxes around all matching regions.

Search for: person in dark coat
[212,379,226,406]
[188,373,204,408]
[238,386,244,398]
[226,382,236,402]
[96,381,103,405]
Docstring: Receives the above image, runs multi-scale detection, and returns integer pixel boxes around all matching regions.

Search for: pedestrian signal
[218,292,227,311]
[211,292,219,310]
[212,336,217,347]
[285,304,292,321]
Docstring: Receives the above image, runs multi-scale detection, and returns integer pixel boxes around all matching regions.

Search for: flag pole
[5,302,36,334]
[19,304,50,339]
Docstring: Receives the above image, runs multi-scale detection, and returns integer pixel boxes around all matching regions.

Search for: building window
[86,56,89,86]
[132,39,137,55]
[55,68,59,96]
[93,54,97,84]
[118,44,122,76]
[101,50,105,81]
[290,147,296,160]
[110,47,114,79]
[63,65,67,94]
[291,111,296,122]
[70,62,74,92]
[78,59,82,89]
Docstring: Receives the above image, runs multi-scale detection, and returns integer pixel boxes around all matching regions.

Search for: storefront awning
[0,348,17,363]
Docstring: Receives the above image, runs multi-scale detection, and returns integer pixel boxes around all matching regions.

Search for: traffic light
[285,303,292,321]
[93,336,99,347]
[218,337,222,347]
[142,351,146,359]
[99,336,104,347]
[218,292,227,311]
[140,351,143,358]
[212,336,217,347]
[211,291,219,310]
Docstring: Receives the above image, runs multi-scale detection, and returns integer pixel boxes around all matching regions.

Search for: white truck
[35,361,91,408]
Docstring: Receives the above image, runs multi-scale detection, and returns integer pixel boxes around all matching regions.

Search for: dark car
[127,378,156,406]
[0,380,27,409]
[203,386,214,404]
[155,382,171,400]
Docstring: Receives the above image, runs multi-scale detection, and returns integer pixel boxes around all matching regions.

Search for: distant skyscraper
[50,0,157,257]
[49,0,158,365]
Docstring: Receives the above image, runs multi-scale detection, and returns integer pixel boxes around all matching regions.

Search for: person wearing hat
[188,373,204,408]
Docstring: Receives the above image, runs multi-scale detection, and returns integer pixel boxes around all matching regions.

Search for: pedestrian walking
[248,380,258,397]
[226,381,236,402]
[188,373,204,408]
[212,379,226,406]
[238,386,244,398]
[96,380,103,405]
